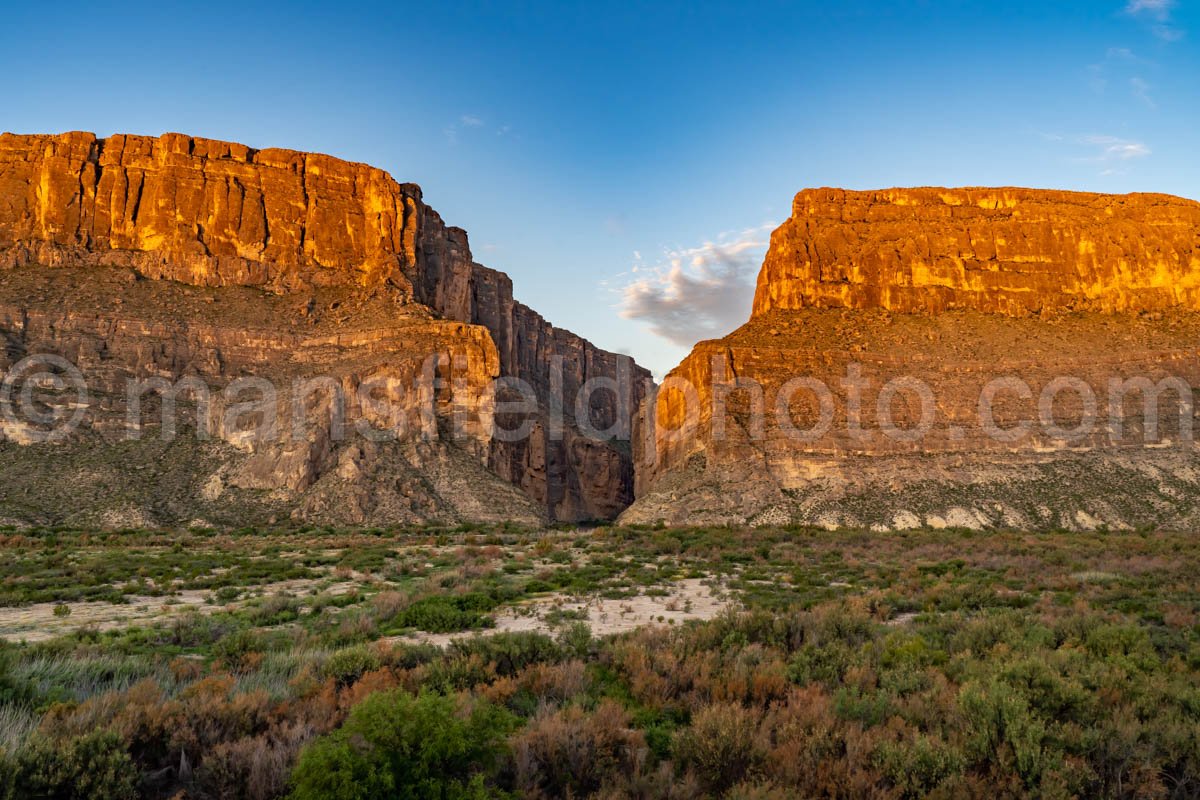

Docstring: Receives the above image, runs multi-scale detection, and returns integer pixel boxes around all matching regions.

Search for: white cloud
[459,115,485,127]
[618,225,773,347]
[1125,0,1185,40]
[1043,132,1152,176]
[1127,0,1174,20]
[1152,24,1185,40]
[1082,134,1152,160]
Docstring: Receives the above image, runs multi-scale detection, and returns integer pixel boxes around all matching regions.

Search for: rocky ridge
[0,131,650,525]
[623,187,1200,531]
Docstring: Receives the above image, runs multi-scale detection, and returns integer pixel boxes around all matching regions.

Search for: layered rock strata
[624,188,1200,530]
[0,131,649,525]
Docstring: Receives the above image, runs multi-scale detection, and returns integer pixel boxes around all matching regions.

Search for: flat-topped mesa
[753,187,1200,318]
[623,186,1200,531]
[0,131,650,523]
[0,131,426,291]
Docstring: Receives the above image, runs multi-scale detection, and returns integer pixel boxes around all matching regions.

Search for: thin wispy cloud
[1125,0,1185,41]
[444,114,509,144]
[618,225,773,348]
[1088,46,1157,105]
[1082,134,1152,160]
[1130,76,1156,107]
[1041,132,1152,175]
[1127,0,1174,20]
[1152,25,1186,40]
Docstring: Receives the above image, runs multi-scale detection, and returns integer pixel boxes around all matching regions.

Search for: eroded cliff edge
[623,187,1200,531]
[0,131,650,525]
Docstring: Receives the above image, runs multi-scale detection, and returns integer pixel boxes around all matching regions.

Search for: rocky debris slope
[0,131,649,525]
[0,265,545,527]
[623,188,1200,531]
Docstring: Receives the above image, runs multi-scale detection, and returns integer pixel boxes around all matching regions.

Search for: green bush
[289,690,515,800]
[556,621,593,660]
[323,646,383,687]
[674,703,764,794]
[12,731,138,800]
[213,628,264,670]
[393,597,494,634]
[873,735,965,798]
[0,749,14,800]
[0,645,34,707]
[787,641,852,686]
[448,632,560,677]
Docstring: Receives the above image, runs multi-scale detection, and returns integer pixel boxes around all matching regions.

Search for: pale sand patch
[0,579,355,643]
[395,577,734,648]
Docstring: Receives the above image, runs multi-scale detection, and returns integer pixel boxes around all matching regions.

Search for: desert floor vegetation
[0,522,1197,798]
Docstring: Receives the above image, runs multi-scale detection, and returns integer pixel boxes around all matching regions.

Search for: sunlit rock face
[0,132,650,525]
[623,187,1200,531]
[753,187,1200,316]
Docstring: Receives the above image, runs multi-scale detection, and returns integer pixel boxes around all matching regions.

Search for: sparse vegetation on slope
[0,522,1196,798]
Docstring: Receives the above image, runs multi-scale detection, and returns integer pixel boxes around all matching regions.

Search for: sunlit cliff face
[0,131,651,525]
[753,187,1200,318]
[625,186,1200,532]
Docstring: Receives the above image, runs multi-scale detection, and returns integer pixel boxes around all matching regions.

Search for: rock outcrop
[0,131,649,525]
[623,188,1200,531]
[754,188,1200,316]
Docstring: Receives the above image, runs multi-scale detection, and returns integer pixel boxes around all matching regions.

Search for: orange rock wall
[0,131,650,521]
[753,187,1200,317]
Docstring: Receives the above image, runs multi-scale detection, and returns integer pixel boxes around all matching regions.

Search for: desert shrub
[289,689,515,800]
[787,642,854,686]
[249,592,304,626]
[805,602,878,648]
[0,750,14,800]
[725,781,796,800]
[513,700,647,798]
[169,609,237,648]
[12,730,138,800]
[137,676,275,770]
[689,608,797,653]
[323,646,383,687]
[382,642,442,670]
[421,654,497,693]
[523,579,555,594]
[873,733,965,798]
[368,590,406,620]
[448,632,560,677]
[958,679,1048,785]
[214,628,267,672]
[556,621,594,660]
[691,644,790,707]
[515,660,589,706]
[1083,623,1160,673]
[393,596,493,633]
[196,721,316,800]
[0,644,34,707]
[674,702,766,793]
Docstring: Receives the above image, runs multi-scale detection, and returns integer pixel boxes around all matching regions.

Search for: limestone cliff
[753,187,1200,317]
[624,187,1200,531]
[0,131,649,525]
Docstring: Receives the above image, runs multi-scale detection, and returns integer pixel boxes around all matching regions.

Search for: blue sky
[1,0,1197,376]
